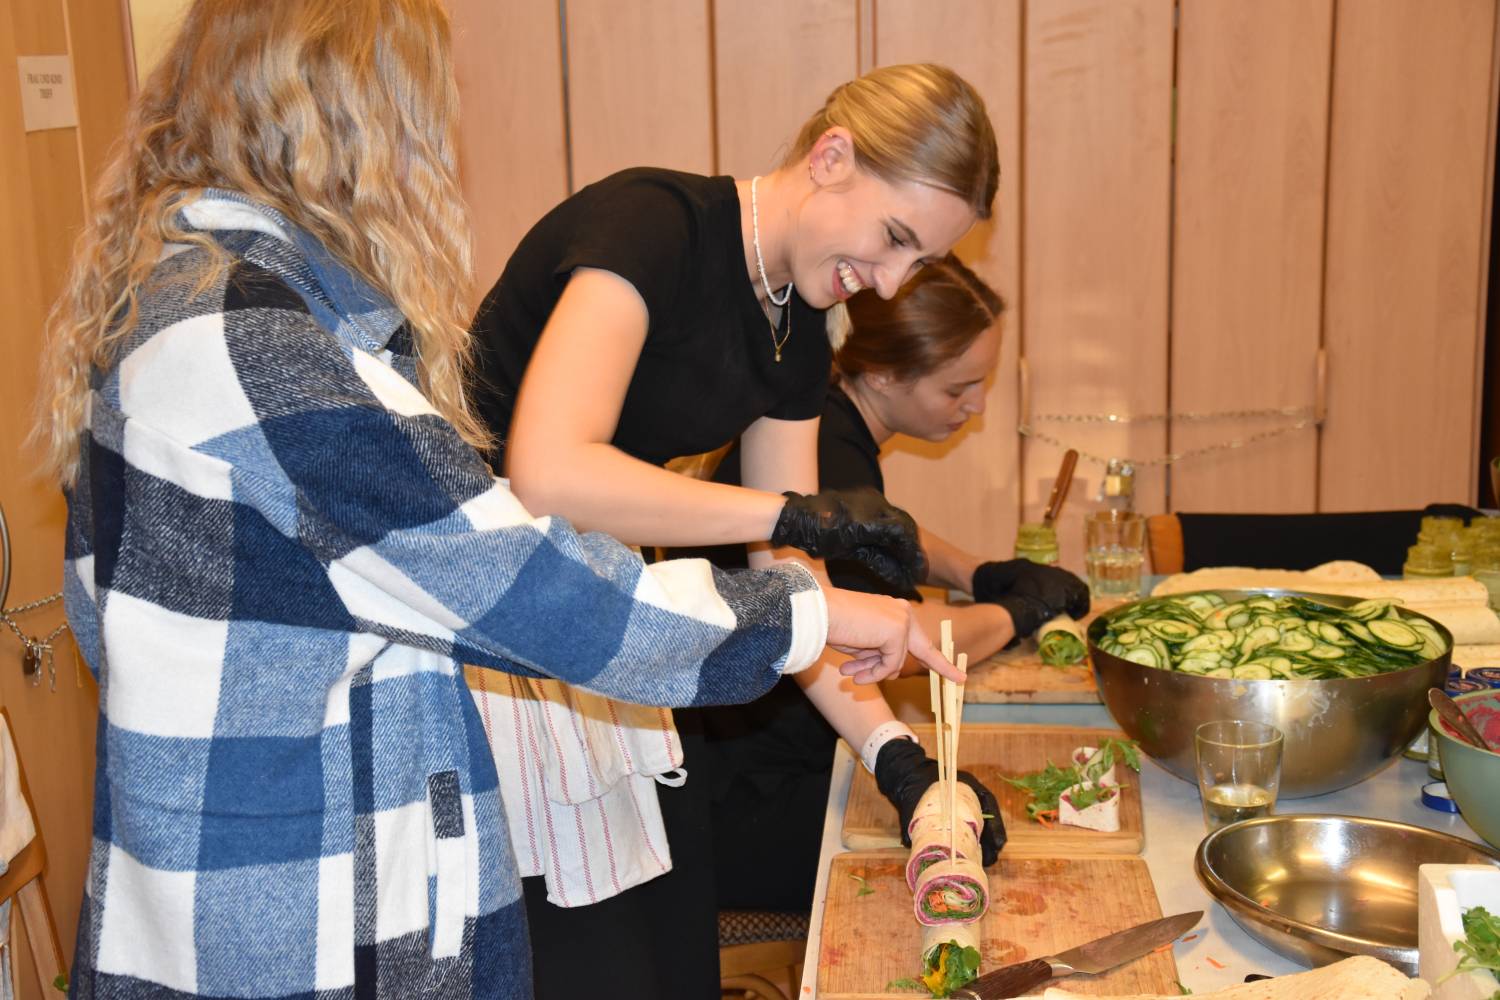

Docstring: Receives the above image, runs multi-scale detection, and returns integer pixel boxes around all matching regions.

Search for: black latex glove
[771,488,926,592]
[971,558,1090,643]
[874,737,1004,866]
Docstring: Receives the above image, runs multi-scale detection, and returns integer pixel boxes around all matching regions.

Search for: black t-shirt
[469,167,832,467]
[685,383,898,595]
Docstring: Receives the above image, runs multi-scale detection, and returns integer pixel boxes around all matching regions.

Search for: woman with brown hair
[697,255,1090,915]
[35,3,956,997]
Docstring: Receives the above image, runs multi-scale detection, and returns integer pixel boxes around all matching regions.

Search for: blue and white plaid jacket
[61,192,827,999]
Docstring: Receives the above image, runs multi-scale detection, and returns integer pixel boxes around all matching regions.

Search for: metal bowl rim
[1088,588,1455,686]
[1429,689,1500,761]
[1194,814,1500,956]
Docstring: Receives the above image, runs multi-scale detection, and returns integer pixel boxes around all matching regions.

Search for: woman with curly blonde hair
[38,2,956,997]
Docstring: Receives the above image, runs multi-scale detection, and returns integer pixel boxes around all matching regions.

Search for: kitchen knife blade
[950,909,1203,999]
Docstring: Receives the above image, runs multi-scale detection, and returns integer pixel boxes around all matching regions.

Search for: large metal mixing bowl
[1196,814,1500,974]
[1088,590,1451,797]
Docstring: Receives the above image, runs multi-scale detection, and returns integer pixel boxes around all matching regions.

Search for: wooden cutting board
[961,600,1123,704]
[818,852,1180,998]
[842,725,1144,855]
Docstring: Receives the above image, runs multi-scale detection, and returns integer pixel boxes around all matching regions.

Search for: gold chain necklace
[751,175,792,362]
[768,302,791,363]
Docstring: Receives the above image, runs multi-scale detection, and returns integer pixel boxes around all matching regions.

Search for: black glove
[971,558,1090,643]
[874,737,1004,866]
[771,488,926,591]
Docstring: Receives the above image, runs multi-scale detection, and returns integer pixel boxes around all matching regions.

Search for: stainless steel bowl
[1195,814,1500,974]
[1088,590,1451,797]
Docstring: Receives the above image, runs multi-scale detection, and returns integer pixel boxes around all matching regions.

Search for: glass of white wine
[1194,720,1284,831]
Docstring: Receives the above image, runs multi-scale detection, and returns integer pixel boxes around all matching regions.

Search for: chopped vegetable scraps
[849,874,875,897]
[1005,738,1140,820]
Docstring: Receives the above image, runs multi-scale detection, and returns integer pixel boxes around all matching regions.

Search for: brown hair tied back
[784,64,1000,220]
[836,255,1005,384]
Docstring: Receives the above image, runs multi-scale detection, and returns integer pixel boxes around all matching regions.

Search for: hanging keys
[21,639,39,682]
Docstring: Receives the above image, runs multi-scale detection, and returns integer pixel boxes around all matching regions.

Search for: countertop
[799,699,1485,997]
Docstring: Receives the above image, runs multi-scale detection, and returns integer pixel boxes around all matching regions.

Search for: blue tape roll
[1422,780,1462,813]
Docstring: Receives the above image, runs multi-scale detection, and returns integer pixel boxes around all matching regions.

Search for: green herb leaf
[1039,629,1086,666]
[886,978,925,992]
[1176,980,1193,995]
[850,873,875,897]
[1451,906,1500,983]
[52,974,68,992]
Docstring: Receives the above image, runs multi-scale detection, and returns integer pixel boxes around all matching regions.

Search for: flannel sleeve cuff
[777,562,827,675]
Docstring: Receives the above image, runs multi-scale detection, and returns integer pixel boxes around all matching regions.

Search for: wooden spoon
[1042,449,1079,527]
[1429,688,1495,752]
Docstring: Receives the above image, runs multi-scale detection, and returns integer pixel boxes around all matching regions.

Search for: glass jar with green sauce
[1403,542,1454,579]
[1418,515,1464,544]
[1015,521,1060,565]
[1473,542,1500,610]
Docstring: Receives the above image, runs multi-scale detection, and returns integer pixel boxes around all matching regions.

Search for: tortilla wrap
[913,856,988,926]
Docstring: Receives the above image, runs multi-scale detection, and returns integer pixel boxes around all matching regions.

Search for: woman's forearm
[918,525,985,593]
[906,598,1015,671]
[792,650,899,749]
[511,441,785,546]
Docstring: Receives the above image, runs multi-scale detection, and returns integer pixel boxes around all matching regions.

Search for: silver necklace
[751,176,792,307]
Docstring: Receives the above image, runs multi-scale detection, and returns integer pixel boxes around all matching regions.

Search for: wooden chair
[718,909,807,1000]
[0,708,65,996]
[1146,514,1184,576]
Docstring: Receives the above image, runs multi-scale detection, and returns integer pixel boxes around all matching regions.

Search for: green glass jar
[1473,543,1500,610]
[1418,515,1463,544]
[1403,542,1454,579]
[1015,521,1060,565]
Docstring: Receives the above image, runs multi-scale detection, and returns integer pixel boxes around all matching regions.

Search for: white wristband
[860,721,919,774]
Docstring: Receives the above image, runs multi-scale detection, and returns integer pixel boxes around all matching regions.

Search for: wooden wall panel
[1168,0,1332,514]
[564,0,713,189]
[1022,0,1175,573]
[873,0,1024,564]
[1321,0,1498,511]
[713,0,858,179]
[1,0,126,993]
[450,0,568,311]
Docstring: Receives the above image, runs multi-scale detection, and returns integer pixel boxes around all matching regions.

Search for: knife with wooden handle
[950,910,1202,999]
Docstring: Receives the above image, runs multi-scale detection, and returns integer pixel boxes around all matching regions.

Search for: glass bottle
[1015,522,1060,565]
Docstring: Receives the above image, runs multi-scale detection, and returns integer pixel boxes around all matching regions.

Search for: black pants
[522,723,720,1000]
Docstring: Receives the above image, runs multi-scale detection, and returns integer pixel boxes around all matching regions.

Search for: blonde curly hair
[37,0,488,486]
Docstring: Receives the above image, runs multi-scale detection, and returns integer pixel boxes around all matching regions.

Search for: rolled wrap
[907,782,983,840]
[906,817,982,891]
[1038,615,1088,666]
[913,856,989,926]
[919,922,982,996]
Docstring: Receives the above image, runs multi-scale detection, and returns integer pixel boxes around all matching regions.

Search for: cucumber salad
[1096,593,1447,680]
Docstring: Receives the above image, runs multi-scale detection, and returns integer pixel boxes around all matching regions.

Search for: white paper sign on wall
[16,55,78,133]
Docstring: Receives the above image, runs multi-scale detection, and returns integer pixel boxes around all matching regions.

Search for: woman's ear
[809,126,857,189]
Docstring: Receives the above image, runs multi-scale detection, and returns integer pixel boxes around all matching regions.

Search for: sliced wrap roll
[905,817,982,890]
[907,781,983,840]
[917,922,982,997]
[913,856,989,926]
[1038,614,1088,666]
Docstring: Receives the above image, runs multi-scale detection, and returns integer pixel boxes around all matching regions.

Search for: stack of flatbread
[1153,562,1500,668]
[1041,955,1429,999]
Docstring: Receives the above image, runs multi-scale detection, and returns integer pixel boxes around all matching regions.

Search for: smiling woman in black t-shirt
[468,65,1002,1000]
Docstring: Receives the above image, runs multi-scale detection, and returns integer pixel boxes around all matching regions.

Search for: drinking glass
[1194,720,1284,831]
[1084,511,1146,599]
